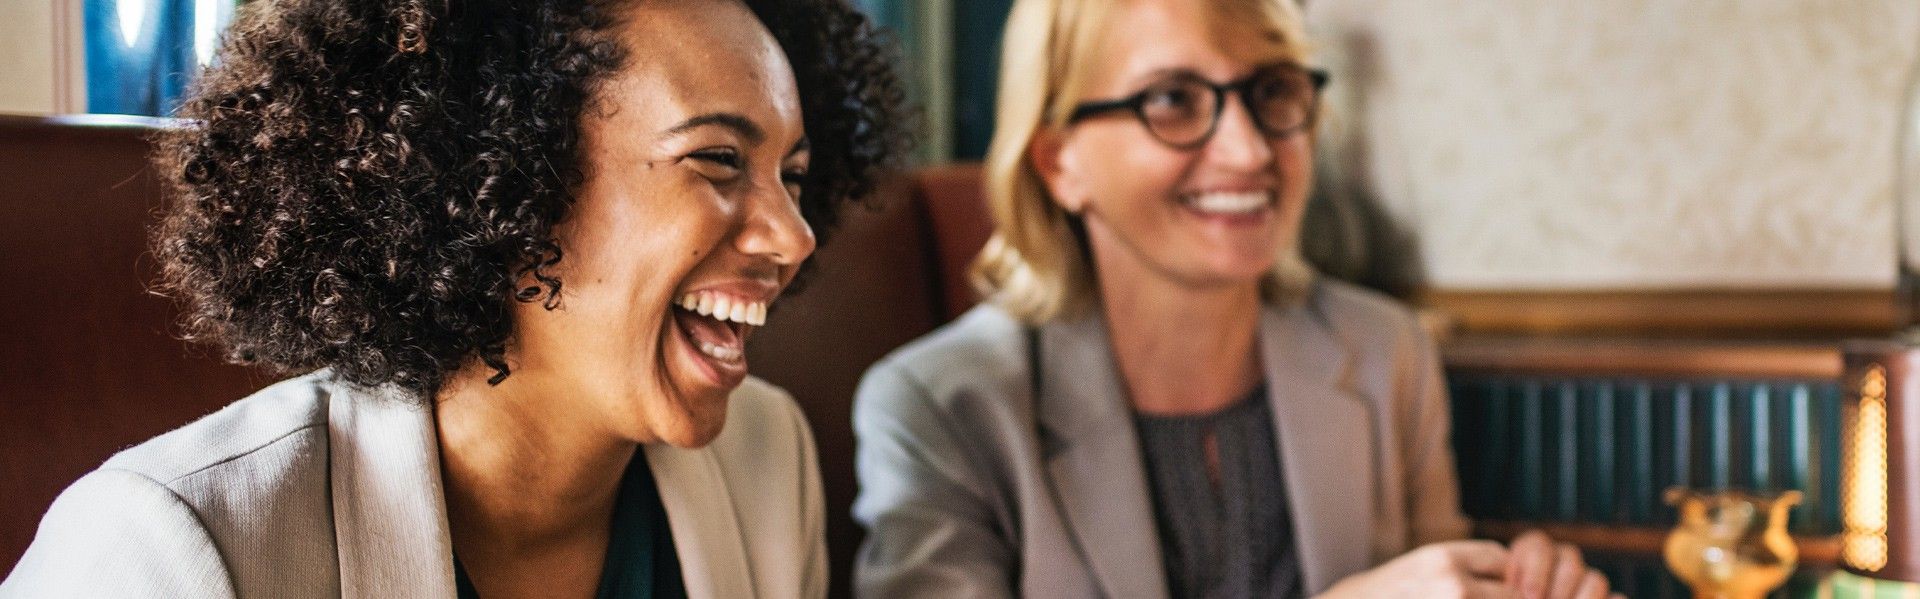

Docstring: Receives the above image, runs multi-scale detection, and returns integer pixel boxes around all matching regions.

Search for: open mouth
[1180,190,1275,216]
[671,291,767,366]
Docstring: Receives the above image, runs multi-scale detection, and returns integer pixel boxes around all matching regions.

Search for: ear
[1029,128,1088,214]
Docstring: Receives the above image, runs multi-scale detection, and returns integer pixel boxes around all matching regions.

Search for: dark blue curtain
[949,0,1011,161]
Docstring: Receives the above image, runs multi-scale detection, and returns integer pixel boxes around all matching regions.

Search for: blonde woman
[852,0,1614,597]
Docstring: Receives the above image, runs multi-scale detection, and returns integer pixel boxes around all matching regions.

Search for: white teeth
[672,291,770,326]
[695,339,743,362]
[1186,190,1272,215]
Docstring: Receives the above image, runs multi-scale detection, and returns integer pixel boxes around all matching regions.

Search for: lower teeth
[697,340,741,362]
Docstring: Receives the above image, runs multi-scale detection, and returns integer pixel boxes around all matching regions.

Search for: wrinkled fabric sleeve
[851,362,1016,599]
[1,469,237,598]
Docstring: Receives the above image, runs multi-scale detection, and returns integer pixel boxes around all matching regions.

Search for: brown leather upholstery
[743,163,991,596]
[0,115,1000,597]
[0,115,271,571]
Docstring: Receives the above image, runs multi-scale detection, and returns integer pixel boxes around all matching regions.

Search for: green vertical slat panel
[1788,383,1814,533]
[1629,381,1655,523]
[1484,379,1512,520]
[1590,381,1617,522]
[1751,382,1773,490]
[1671,384,1694,501]
[1820,382,1843,533]
[1520,380,1544,519]
[1710,382,1733,490]
[1555,381,1580,521]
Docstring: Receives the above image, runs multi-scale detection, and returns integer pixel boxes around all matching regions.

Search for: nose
[1203,93,1276,171]
[733,180,816,267]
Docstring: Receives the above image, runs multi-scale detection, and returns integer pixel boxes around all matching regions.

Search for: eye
[781,168,807,200]
[1138,79,1211,125]
[1141,85,1200,112]
[685,147,744,179]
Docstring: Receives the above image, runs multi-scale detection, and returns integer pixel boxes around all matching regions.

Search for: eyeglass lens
[1137,66,1319,147]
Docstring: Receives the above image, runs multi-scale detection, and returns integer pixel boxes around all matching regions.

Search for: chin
[651,400,731,449]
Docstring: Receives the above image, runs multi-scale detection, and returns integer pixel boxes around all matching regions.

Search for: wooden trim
[1474,520,1843,565]
[1443,336,1845,379]
[1417,289,1897,338]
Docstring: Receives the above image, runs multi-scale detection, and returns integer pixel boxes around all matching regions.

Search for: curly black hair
[153,0,907,396]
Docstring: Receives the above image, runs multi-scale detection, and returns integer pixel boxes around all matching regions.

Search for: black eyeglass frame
[1065,65,1330,150]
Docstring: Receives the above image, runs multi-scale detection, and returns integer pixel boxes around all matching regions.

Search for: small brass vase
[1662,488,1802,599]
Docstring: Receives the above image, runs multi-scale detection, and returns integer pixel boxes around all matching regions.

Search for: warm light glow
[116,0,147,48]
[193,0,219,65]
[1843,364,1891,572]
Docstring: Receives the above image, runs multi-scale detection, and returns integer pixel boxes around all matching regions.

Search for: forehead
[1090,0,1295,90]
[599,0,802,137]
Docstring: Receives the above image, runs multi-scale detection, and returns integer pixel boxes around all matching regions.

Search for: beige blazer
[2,371,826,598]
[851,278,1471,598]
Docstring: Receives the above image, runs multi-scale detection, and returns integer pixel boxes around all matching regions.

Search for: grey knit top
[1134,385,1304,599]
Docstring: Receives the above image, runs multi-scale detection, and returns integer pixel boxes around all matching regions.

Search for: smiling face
[505,0,812,448]
[1035,0,1312,293]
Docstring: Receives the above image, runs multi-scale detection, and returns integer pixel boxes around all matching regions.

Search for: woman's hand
[1319,540,1519,599]
[1506,530,1623,599]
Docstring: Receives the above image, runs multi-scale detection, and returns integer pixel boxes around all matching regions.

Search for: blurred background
[4,1,1919,597]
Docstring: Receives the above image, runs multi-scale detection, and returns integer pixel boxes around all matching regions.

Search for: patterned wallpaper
[1305,2,1920,289]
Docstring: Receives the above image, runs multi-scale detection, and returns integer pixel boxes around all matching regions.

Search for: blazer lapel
[644,443,755,599]
[1260,291,1377,593]
[1037,313,1171,599]
[327,380,458,598]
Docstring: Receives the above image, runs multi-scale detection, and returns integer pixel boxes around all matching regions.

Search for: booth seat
[6,114,1899,597]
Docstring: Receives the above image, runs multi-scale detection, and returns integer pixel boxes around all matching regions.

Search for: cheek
[1072,130,1192,213]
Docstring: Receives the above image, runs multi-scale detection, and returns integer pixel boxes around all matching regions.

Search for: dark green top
[454,453,687,599]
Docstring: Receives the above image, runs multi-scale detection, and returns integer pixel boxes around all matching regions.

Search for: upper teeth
[1186,190,1271,215]
[676,291,768,326]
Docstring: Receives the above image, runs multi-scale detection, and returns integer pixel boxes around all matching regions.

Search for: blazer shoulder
[3,469,237,596]
[99,372,334,487]
[1309,277,1428,351]
[860,304,1027,410]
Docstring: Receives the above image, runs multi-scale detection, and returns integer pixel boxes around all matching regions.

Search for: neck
[434,367,633,553]
[1091,251,1264,416]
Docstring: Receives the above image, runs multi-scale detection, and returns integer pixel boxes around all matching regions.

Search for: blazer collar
[1036,309,1170,599]
[327,378,458,598]
[644,443,756,599]
[1035,282,1377,597]
[324,377,757,599]
[1259,288,1376,593]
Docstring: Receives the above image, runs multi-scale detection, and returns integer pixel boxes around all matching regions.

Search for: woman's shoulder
[6,371,348,596]
[99,371,339,486]
[858,303,1027,403]
[1301,277,1431,352]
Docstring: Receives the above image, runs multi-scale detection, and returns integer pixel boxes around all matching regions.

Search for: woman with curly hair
[1,0,901,596]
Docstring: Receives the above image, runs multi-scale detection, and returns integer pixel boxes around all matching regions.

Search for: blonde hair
[970,0,1318,325]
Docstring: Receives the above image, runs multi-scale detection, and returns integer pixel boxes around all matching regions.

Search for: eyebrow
[664,113,765,145]
[1123,60,1299,89]
[664,112,809,158]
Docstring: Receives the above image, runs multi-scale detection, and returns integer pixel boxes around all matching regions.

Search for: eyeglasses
[1066,63,1329,150]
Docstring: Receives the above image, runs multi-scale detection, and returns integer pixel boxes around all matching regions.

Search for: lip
[674,279,780,308]
[666,277,783,389]
[670,310,749,389]
[1176,187,1278,227]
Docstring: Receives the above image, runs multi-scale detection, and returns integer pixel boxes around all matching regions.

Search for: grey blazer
[851,279,1471,598]
[2,371,828,598]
